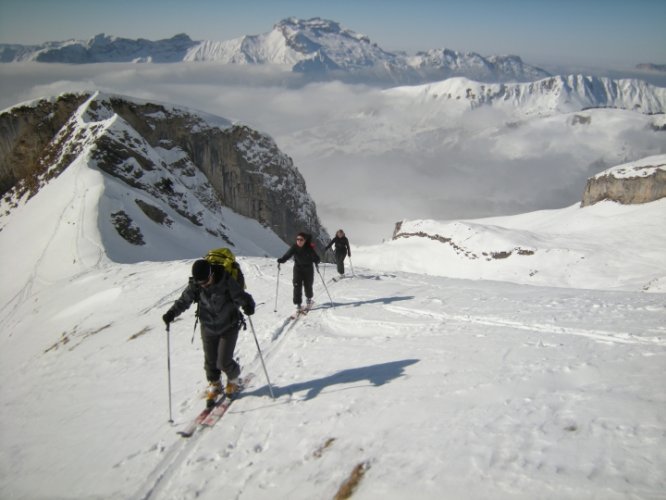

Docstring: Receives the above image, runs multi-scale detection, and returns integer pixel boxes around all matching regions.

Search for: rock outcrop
[581,155,666,206]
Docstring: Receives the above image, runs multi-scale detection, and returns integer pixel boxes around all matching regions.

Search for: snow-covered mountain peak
[276,17,372,46]
[407,49,550,83]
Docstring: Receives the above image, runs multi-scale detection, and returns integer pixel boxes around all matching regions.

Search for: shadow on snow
[248,359,419,401]
[314,295,415,310]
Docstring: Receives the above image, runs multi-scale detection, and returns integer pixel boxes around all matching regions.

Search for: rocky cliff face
[581,155,666,207]
[0,93,90,195]
[0,92,328,249]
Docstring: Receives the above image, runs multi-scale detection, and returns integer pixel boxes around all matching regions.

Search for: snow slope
[355,199,666,292]
[0,258,664,499]
[0,130,665,498]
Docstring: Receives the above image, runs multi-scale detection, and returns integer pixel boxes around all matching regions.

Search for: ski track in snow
[383,305,666,347]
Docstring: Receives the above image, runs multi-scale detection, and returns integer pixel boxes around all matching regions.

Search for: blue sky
[0,0,664,67]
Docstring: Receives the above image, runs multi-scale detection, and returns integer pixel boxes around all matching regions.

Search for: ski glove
[242,302,255,316]
[277,258,286,264]
[162,310,175,326]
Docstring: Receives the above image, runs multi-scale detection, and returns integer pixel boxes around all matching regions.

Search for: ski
[177,400,221,437]
[202,373,255,427]
[289,302,313,320]
[177,373,255,437]
[300,302,314,315]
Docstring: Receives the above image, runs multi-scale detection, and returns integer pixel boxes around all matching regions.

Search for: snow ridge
[386,75,666,115]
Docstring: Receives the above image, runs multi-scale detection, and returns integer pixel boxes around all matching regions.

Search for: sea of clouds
[1,63,664,244]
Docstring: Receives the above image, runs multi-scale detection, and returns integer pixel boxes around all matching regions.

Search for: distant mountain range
[385,75,666,116]
[636,63,666,73]
[0,17,550,84]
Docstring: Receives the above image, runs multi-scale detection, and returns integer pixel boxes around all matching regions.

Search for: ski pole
[316,265,334,307]
[247,316,275,399]
[191,316,198,344]
[166,323,174,423]
[274,263,280,312]
[349,256,355,277]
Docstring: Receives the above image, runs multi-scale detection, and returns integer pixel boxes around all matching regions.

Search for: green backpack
[204,247,246,289]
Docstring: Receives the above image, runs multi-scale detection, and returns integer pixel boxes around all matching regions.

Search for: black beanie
[192,259,211,282]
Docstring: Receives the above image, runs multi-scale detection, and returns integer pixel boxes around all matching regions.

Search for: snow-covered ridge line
[386,75,666,115]
[1,90,234,130]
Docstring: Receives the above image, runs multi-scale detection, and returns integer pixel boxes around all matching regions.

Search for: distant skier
[277,232,321,314]
[162,259,255,407]
[324,229,351,278]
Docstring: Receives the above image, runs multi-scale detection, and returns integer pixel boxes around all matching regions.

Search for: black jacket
[325,236,351,256]
[278,243,321,268]
[167,265,254,335]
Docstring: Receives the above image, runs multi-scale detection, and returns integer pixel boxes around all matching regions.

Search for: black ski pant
[335,248,347,275]
[201,325,240,383]
[293,265,314,305]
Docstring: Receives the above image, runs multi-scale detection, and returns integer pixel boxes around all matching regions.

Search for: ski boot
[206,380,222,408]
[225,377,242,399]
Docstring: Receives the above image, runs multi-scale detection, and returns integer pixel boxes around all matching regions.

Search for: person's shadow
[247,359,419,400]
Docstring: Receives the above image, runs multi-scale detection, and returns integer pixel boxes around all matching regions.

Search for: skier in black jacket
[162,259,255,406]
[324,229,351,277]
[277,232,321,313]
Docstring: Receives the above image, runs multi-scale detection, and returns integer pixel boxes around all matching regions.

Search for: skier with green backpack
[162,248,255,407]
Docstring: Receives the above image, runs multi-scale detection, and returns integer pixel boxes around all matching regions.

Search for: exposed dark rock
[111,211,145,245]
[581,159,666,206]
[135,199,173,227]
